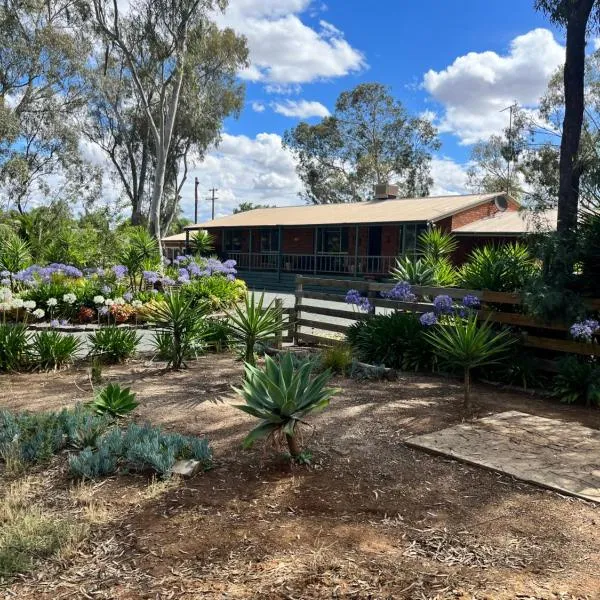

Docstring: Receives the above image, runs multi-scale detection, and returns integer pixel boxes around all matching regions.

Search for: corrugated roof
[162,233,188,242]
[186,193,505,229]
[453,209,557,234]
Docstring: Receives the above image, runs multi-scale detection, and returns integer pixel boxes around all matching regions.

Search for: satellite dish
[495,195,508,212]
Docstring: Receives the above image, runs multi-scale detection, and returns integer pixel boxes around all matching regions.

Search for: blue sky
[176,1,568,221]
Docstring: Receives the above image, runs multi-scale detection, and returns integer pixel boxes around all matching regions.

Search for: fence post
[293,276,303,344]
[367,281,376,315]
[275,298,283,349]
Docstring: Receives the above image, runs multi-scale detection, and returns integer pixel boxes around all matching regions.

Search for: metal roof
[453,209,557,235]
[186,193,506,230]
[162,233,188,242]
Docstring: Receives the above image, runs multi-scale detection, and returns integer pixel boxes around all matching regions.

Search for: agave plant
[190,230,215,257]
[90,383,139,418]
[149,292,210,369]
[225,292,284,366]
[391,256,436,286]
[425,315,515,409]
[233,353,338,458]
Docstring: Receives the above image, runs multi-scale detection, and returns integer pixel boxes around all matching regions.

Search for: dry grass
[0,477,87,578]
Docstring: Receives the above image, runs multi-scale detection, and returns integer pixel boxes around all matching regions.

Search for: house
[180,186,521,282]
[162,232,188,261]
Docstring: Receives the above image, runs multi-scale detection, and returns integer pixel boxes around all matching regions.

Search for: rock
[172,459,202,478]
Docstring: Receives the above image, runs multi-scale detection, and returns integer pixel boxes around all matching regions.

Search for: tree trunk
[149,146,167,260]
[557,0,594,237]
[463,368,471,410]
[286,433,301,458]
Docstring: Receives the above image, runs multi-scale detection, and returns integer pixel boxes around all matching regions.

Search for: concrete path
[406,411,600,503]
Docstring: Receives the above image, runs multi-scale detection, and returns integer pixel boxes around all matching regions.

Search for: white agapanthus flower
[104,298,115,307]
[93,295,105,305]
[11,298,24,309]
[0,302,11,312]
[23,300,36,310]
[131,300,143,308]
[113,297,125,306]
[63,293,77,304]
[33,308,45,319]
[0,288,12,303]
[46,298,58,307]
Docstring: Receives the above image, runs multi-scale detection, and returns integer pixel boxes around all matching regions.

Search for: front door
[368,226,382,273]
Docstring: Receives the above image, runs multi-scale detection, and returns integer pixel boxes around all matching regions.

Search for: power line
[209,188,218,220]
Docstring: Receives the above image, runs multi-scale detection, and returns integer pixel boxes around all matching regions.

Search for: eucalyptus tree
[90,0,247,256]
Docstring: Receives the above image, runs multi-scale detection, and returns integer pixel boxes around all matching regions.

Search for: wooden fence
[291,276,600,363]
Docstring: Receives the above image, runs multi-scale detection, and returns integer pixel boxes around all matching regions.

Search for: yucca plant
[225,293,284,366]
[90,383,139,418]
[190,230,215,257]
[425,315,515,409]
[233,353,338,458]
[0,324,30,372]
[88,327,141,364]
[30,331,82,371]
[149,292,210,369]
[418,228,458,262]
[0,233,31,291]
[118,227,159,291]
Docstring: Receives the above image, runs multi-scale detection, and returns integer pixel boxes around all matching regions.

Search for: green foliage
[320,344,352,375]
[391,256,436,286]
[118,227,159,291]
[190,230,215,257]
[90,383,138,418]
[181,276,246,310]
[484,346,547,391]
[225,293,285,366]
[88,326,141,364]
[0,324,30,372]
[418,228,458,262]
[346,312,433,371]
[202,318,232,352]
[30,331,81,370]
[149,292,210,369]
[283,82,440,203]
[459,242,539,292]
[0,232,31,288]
[425,316,516,408]
[233,353,337,458]
[349,360,389,381]
[68,422,212,480]
[579,211,600,295]
[553,357,600,407]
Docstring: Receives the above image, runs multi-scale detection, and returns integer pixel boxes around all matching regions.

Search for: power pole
[209,188,218,220]
[500,102,518,196]
[194,177,199,223]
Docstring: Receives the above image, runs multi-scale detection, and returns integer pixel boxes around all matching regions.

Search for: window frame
[316,227,349,255]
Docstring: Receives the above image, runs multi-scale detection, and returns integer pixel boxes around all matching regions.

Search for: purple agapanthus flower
[112,265,128,279]
[345,289,371,313]
[123,292,133,302]
[49,319,60,328]
[570,319,600,342]
[59,319,70,327]
[433,295,454,315]
[101,285,112,295]
[162,276,176,286]
[420,312,438,327]
[98,306,109,316]
[381,281,416,302]
[143,271,160,284]
[462,294,481,309]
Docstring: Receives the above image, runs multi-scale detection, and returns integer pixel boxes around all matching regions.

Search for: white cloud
[429,157,470,196]
[423,28,564,144]
[251,101,266,112]
[219,1,366,84]
[273,99,330,118]
[183,132,302,221]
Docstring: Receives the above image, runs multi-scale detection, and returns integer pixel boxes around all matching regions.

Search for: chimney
[374,183,398,200]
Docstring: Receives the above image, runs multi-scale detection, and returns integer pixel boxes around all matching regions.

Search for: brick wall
[381,225,398,256]
[451,197,519,230]
[282,227,314,253]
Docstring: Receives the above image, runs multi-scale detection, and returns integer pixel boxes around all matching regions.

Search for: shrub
[68,422,212,480]
[118,227,160,292]
[202,318,232,352]
[553,356,600,407]
[181,276,246,310]
[0,323,30,372]
[89,383,138,418]
[418,228,458,262]
[148,292,210,369]
[88,326,141,363]
[233,353,337,459]
[320,344,352,375]
[225,293,285,366]
[425,316,515,409]
[77,306,95,323]
[30,331,81,370]
[579,212,600,296]
[346,312,433,371]
[0,233,31,290]
[190,230,215,257]
[391,256,436,286]
[459,242,538,292]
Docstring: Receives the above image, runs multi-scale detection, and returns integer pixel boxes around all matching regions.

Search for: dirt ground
[1,353,599,599]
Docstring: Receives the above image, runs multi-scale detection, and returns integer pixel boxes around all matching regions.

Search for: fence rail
[290,275,600,361]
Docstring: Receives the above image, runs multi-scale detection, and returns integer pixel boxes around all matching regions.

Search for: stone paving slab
[405,410,600,503]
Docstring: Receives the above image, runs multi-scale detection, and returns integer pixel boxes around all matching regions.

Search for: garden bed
[1,353,599,598]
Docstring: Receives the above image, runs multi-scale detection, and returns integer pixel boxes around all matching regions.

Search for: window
[399,223,428,256]
[223,229,242,252]
[317,227,349,254]
[259,228,279,253]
